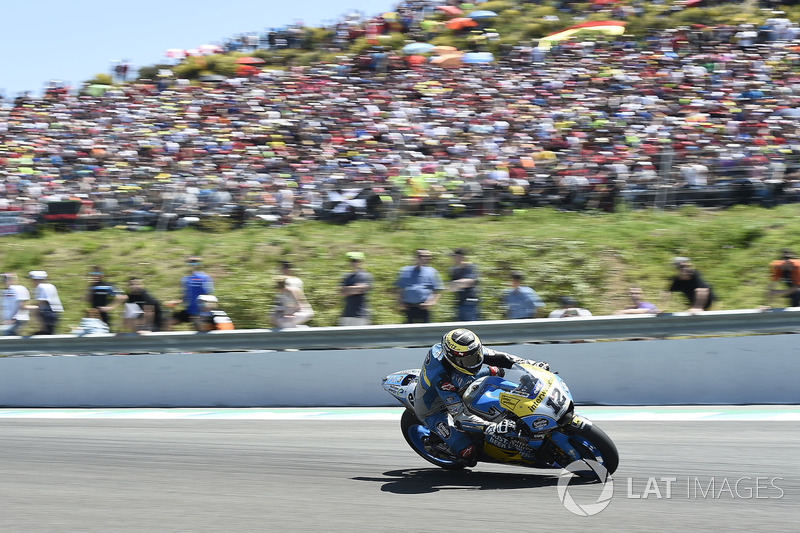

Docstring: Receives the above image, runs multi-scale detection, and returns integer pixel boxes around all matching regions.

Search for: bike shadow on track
[353,468,599,495]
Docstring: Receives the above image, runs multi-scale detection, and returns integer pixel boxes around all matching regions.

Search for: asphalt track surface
[1,415,797,532]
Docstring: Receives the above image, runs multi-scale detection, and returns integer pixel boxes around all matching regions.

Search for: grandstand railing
[1,307,798,356]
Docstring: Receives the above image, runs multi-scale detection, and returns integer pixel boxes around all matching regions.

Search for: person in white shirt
[27,270,63,335]
[1,273,30,336]
[548,296,593,318]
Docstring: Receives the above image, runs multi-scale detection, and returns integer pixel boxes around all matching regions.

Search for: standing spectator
[195,295,235,331]
[271,275,314,328]
[27,270,63,335]
[664,258,715,313]
[123,277,163,333]
[166,256,214,330]
[766,249,800,307]
[448,248,480,321]
[339,252,373,326]
[394,249,445,323]
[1,273,30,336]
[614,287,659,315]
[85,267,126,329]
[548,296,592,318]
[501,271,544,319]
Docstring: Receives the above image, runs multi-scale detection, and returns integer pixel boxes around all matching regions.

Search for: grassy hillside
[3,204,799,332]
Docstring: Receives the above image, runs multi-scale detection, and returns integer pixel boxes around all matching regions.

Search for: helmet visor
[454,348,482,371]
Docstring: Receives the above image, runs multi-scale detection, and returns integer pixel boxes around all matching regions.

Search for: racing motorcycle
[382,362,618,477]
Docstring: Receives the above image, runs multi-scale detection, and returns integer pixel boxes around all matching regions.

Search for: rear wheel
[400,409,465,470]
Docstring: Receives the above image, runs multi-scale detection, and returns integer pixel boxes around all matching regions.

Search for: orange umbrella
[406,55,427,66]
[446,17,478,30]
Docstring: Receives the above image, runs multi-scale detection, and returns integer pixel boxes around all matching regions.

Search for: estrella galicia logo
[435,421,451,439]
[557,459,614,516]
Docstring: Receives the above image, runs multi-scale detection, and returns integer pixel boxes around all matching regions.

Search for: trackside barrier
[0,308,799,407]
[1,308,799,356]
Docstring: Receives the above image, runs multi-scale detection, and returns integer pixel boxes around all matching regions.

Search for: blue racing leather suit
[413,342,529,462]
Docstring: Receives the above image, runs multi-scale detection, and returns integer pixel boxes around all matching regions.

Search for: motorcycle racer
[413,328,549,466]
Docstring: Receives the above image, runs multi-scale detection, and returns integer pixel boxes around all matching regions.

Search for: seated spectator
[766,249,800,308]
[1,273,30,336]
[71,308,111,336]
[195,294,235,331]
[501,271,544,319]
[123,277,163,333]
[663,258,715,313]
[614,287,659,315]
[548,296,592,318]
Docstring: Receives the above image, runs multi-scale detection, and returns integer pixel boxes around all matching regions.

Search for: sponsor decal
[435,421,451,439]
[439,381,457,392]
[459,444,475,459]
[570,415,590,430]
[425,352,431,365]
[532,417,549,430]
[384,374,405,385]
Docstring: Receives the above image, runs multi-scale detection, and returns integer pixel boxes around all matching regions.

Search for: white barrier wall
[1,334,798,407]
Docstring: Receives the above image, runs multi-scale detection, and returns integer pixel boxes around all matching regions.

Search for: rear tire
[400,409,466,470]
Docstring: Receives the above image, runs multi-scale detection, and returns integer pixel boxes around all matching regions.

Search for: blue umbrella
[469,10,498,19]
[461,52,494,64]
[401,42,435,55]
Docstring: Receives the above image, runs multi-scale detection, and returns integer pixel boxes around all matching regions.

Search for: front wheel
[400,409,465,470]
[563,423,619,477]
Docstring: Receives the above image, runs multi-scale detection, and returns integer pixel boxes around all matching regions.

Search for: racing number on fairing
[546,388,566,412]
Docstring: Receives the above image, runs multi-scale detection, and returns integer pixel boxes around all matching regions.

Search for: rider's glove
[487,366,504,377]
[485,419,517,436]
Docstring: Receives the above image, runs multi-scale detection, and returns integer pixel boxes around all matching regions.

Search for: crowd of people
[3,4,800,235]
[3,246,799,336]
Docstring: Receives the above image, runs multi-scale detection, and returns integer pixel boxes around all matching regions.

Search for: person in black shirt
[123,277,163,333]
[85,267,126,328]
[338,252,373,326]
[448,248,480,321]
[665,259,715,313]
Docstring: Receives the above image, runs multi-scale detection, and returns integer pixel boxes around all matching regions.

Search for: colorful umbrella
[469,10,498,19]
[198,44,223,55]
[435,5,464,16]
[431,54,463,67]
[537,20,626,50]
[235,57,266,65]
[402,42,436,54]
[461,52,494,63]
[446,17,478,30]
[164,48,186,59]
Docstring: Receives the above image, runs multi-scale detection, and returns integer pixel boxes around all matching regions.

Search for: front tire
[565,423,619,477]
[400,409,465,470]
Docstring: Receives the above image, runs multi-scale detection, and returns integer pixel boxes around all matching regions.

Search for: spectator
[123,277,163,333]
[1,273,30,336]
[614,287,659,315]
[339,251,373,326]
[26,270,63,335]
[548,296,592,318]
[71,307,111,336]
[664,258,715,313]
[195,294,235,331]
[271,275,314,328]
[280,260,304,291]
[448,248,479,321]
[766,249,800,308]
[394,249,445,323]
[166,256,214,330]
[501,270,544,319]
[85,267,126,329]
